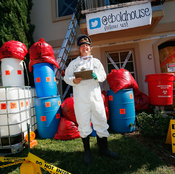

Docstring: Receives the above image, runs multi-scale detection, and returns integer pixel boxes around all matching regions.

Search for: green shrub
[0,0,35,86]
[136,110,175,139]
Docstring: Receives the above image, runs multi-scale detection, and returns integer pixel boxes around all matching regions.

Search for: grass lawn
[0,131,174,174]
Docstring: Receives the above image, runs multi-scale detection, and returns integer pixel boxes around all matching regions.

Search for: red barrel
[145,73,174,106]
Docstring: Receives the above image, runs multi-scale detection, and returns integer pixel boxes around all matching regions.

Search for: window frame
[51,0,76,22]
[100,43,141,91]
[107,50,136,79]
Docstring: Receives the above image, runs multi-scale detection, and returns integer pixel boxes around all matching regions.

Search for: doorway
[61,56,76,99]
[158,41,175,109]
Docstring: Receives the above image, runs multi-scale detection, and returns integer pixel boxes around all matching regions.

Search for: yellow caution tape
[0,157,27,163]
[0,161,23,168]
[0,153,71,174]
[28,152,71,174]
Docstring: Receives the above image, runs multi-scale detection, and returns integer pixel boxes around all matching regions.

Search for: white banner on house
[86,2,152,36]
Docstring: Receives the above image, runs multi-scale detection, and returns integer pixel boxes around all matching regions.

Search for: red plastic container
[145,73,174,106]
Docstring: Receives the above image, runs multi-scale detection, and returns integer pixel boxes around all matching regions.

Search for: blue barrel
[34,95,61,138]
[107,89,135,133]
[33,63,57,98]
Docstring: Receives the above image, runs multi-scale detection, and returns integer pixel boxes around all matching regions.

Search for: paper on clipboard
[74,70,93,79]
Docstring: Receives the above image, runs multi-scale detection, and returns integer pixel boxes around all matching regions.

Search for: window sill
[52,14,72,23]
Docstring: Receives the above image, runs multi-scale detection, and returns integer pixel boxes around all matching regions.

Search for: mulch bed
[124,130,175,172]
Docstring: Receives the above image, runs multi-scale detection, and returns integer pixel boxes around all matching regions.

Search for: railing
[82,0,166,14]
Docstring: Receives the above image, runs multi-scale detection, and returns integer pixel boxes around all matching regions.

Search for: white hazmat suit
[64,55,109,138]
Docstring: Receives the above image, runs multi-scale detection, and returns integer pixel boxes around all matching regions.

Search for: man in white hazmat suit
[64,34,118,164]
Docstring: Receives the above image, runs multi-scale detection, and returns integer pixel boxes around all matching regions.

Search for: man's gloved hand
[92,72,97,80]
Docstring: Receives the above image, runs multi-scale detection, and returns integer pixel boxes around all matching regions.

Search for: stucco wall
[138,40,156,95]
[31,0,70,42]
[159,1,175,24]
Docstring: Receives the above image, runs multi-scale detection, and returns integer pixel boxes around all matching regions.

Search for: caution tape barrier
[0,161,24,169]
[0,157,27,163]
[0,152,71,174]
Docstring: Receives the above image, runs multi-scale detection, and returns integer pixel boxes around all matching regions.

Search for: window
[107,50,136,79]
[56,0,78,17]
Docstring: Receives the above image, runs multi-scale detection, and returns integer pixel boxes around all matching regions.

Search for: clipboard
[74,70,93,79]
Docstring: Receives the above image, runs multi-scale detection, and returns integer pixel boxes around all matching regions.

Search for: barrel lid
[145,73,174,82]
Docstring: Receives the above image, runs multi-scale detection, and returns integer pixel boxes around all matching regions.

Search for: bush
[0,0,35,86]
[136,110,175,139]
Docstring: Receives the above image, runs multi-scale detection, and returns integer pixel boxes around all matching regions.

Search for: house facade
[30,0,175,103]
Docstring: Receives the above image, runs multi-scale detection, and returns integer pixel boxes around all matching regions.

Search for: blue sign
[89,18,101,30]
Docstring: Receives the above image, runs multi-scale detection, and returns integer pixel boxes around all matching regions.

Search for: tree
[0,0,35,86]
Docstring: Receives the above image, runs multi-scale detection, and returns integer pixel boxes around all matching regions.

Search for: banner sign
[86,2,152,35]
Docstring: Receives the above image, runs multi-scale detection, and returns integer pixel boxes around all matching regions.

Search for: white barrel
[0,86,32,137]
[1,58,25,86]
